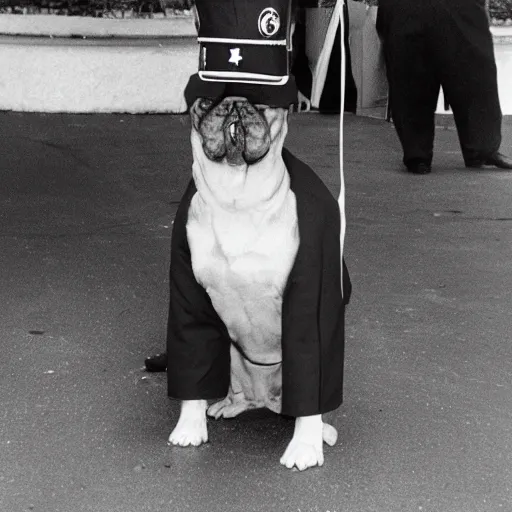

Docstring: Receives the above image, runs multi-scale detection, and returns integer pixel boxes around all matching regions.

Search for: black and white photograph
[1,0,511,510]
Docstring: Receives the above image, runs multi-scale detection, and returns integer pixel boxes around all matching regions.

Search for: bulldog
[166,93,350,471]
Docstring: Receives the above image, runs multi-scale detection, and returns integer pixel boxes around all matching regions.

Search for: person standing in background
[293,0,358,114]
[377,0,512,174]
[318,0,358,114]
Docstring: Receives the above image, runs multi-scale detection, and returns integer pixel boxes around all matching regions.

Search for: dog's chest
[186,190,299,364]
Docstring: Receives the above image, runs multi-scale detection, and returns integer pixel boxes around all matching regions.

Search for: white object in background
[347,1,387,111]
[310,1,343,108]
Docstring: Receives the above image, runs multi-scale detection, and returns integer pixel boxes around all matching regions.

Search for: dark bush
[489,0,512,22]
[0,0,193,15]
[352,0,511,21]
[0,0,510,21]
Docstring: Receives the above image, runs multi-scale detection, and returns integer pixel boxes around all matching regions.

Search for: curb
[0,13,196,38]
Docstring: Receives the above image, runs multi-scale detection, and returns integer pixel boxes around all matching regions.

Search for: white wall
[0,38,198,113]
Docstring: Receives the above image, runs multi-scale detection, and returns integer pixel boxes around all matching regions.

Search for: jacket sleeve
[167,180,231,400]
[280,149,349,417]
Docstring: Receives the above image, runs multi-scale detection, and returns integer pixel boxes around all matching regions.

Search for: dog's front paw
[280,416,338,471]
[168,399,208,447]
[280,438,323,471]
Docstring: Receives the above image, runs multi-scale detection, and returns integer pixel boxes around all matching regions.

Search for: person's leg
[382,24,440,172]
[343,1,358,114]
[432,2,502,163]
[318,22,342,114]
[318,19,358,114]
[291,7,313,103]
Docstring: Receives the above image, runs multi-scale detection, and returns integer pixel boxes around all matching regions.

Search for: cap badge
[258,7,280,38]
[228,48,243,66]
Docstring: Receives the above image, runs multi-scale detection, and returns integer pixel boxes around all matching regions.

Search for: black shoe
[465,152,512,169]
[406,162,432,174]
[144,352,167,372]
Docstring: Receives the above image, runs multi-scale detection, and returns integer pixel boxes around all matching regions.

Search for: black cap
[194,0,295,87]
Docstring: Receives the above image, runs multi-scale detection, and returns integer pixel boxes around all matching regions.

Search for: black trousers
[292,2,358,113]
[318,3,358,114]
[377,0,502,166]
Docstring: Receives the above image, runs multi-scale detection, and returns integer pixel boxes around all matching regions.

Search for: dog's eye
[199,99,214,111]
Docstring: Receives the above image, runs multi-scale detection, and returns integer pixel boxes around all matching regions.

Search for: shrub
[489,0,512,23]
[0,0,194,16]
[0,0,510,22]
[351,0,511,22]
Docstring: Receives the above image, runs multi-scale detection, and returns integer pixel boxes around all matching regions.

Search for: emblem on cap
[258,7,280,38]
[228,48,243,66]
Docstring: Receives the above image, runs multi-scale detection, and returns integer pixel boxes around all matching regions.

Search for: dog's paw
[207,396,252,419]
[280,438,324,471]
[168,417,208,447]
[168,400,208,447]
[280,416,338,471]
[322,422,338,446]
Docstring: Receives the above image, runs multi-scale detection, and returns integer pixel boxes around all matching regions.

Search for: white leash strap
[311,1,346,293]
[338,0,346,295]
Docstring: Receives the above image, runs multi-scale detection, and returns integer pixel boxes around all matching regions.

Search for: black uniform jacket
[167,148,351,418]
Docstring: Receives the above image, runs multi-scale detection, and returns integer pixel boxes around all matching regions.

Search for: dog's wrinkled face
[191,97,283,167]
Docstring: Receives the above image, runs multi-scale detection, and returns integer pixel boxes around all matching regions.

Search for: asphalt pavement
[1,111,511,512]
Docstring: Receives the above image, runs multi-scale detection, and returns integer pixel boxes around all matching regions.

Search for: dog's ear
[190,98,214,131]
[258,107,288,144]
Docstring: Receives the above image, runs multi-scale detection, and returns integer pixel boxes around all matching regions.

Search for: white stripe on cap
[198,71,289,86]
[198,37,287,46]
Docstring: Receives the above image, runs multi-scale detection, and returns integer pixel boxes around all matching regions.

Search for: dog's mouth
[192,97,271,166]
[228,121,240,145]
